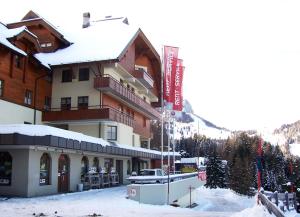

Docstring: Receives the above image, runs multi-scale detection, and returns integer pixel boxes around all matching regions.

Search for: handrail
[95,75,160,119]
[45,104,133,119]
[127,172,198,183]
[259,192,286,217]
[43,104,134,127]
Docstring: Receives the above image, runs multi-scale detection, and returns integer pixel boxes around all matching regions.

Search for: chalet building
[0,11,163,197]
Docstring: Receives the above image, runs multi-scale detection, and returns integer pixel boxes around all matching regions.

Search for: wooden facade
[1,10,161,142]
[0,27,51,112]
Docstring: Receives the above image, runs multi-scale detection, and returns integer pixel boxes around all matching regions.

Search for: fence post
[285,191,289,211]
[274,191,278,206]
[293,192,297,210]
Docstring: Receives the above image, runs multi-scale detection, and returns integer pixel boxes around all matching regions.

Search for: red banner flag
[163,46,179,103]
[172,59,184,111]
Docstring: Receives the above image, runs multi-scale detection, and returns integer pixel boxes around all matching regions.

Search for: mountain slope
[173,100,231,140]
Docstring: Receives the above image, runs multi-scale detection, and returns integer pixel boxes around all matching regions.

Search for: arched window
[40,153,51,185]
[127,160,131,175]
[81,156,89,177]
[0,152,12,186]
[93,157,99,172]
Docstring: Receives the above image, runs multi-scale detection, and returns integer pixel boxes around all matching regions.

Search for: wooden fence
[259,191,298,217]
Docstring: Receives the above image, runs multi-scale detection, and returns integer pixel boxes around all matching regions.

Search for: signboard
[198,171,207,181]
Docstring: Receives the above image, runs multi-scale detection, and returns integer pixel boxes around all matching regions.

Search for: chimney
[82,12,90,28]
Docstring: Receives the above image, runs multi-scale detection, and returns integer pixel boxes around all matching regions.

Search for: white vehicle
[140,169,165,176]
[127,169,166,184]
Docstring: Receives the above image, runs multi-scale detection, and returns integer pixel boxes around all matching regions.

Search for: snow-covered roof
[35,19,139,67]
[0,124,110,146]
[0,23,27,56]
[0,124,166,156]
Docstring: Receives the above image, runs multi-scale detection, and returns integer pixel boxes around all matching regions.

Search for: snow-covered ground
[0,186,282,217]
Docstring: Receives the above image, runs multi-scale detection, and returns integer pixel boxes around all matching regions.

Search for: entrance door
[58,154,69,193]
[116,160,123,184]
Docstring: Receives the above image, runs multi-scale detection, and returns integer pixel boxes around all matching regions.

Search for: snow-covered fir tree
[205,148,226,189]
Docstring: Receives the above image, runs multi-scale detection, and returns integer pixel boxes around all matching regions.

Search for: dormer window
[41,42,52,48]
[135,65,148,72]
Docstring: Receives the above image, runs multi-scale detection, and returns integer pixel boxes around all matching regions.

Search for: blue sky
[2,0,300,130]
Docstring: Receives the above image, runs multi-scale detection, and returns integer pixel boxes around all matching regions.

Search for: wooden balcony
[94,75,160,120]
[132,69,154,89]
[42,105,133,127]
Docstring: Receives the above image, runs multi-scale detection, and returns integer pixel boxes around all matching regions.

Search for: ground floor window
[81,156,89,178]
[127,160,131,175]
[92,157,99,172]
[40,153,51,185]
[0,152,12,186]
[104,158,113,173]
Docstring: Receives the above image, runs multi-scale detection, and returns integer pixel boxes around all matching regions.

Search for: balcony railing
[42,105,134,127]
[132,68,154,89]
[94,75,160,120]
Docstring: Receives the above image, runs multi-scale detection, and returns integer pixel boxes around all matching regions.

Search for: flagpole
[172,114,175,174]
[161,46,164,170]
[167,109,170,205]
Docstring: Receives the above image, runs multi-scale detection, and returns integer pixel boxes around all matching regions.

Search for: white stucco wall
[51,64,100,109]
[69,124,100,138]
[0,99,42,124]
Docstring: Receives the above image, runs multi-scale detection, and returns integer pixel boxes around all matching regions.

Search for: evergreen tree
[205,148,226,189]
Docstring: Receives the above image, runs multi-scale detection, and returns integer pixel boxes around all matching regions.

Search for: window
[107,126,117,140]
[0,80,3,97]
[24,90,32,105]
[104,158,113,173]
[14,55,23,69]
[61,69,72,82]
[78,96,88,109]
[143,117,147,127]
[81,156,89,178]
[61,97,71,110]
[78,68,89,81]
[40,153,51,185]
[44,96,51,111]
[41,42,52,48]
[127,160,131,175]
[0,152,12,186]
[93,157,99,172]
[131,111,134,119]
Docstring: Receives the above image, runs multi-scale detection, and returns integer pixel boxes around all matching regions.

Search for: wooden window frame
[61,69,72,82]
[107,125,117,141]
[24,89,33,105]
[61,97,71,110]
[40,153,51,186]
[78,96,88,109]
[14,55,23,69]
[78,68,90,81]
